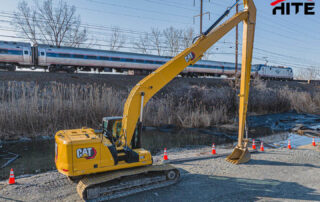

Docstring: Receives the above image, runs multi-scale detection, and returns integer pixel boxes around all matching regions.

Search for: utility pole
[235,3,239,76]
[200,0,203,34]
[193,0,210,35]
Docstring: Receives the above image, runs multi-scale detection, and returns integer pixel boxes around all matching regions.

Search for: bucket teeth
[225,158,240,164]
[226,147,251,164]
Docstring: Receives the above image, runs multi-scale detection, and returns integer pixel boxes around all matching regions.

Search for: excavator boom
[121,0,256,165]
[55,0,256,200]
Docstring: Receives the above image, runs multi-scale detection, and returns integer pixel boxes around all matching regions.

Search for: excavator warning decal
[185,52,195,63]
[77,147,97,159]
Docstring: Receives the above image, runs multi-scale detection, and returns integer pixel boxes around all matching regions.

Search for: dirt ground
[0,71,318,92]
[0,144,319,202]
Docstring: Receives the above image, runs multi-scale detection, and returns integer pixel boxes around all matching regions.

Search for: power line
[0,2,319,70]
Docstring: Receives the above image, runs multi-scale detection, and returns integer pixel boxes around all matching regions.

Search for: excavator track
[77,164,180,201]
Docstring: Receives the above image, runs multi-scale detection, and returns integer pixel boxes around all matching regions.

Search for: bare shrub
[144,86,233,128]
[0,82,125,139]
[252,77,267,90]
[278,86,320,114]
[0,80,319,139]
[249,87,290,114]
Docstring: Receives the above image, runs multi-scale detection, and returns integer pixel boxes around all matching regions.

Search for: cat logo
[76,147,97,159]
[185,52,195,63]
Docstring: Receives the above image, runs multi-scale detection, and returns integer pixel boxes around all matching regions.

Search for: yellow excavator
[55,0,256,200]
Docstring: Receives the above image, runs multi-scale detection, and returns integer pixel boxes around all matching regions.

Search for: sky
[0,0,319,76]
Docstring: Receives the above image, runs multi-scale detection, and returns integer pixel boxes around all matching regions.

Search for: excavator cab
[55,0,256,200]
[102,116,141,149]
[102,117,122,145]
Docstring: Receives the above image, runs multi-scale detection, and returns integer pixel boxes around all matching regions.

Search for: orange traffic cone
[312,137,316,147]
[163,148,168,160]
[260,141,264,152]
[287,139,292,150]
[252,139,256,150]
[211,143,216,155]
[8,168,15,185]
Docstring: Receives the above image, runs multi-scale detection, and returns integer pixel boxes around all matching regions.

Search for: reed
[0,80,318,139]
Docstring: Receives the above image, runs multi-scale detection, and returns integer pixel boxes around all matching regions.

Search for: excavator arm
[120,0,256,164]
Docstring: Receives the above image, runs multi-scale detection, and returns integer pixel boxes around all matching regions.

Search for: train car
[253,64,293,80]
[0,41,32,71]
[0,40,294,80]
[35,44,238,76]
[36,44,171,73]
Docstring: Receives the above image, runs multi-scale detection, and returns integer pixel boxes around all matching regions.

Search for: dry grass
[0,80,319,139]
[0,82,126,139]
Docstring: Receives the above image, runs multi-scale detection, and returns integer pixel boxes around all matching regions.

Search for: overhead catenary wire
[0,1,318,72]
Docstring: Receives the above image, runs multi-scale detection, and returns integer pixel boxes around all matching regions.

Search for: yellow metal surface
[55,0,257,184]
[120,0,256,165]
[226,147,251,164]
[120,10,250,147]
[55,129,152,177]
[226,0,256,164]
[237,0,256,148]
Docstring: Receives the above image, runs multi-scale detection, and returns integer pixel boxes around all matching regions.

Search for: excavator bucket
[226,147,251,164]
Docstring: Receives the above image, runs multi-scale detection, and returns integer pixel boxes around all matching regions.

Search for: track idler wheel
[166,169,179,181]
[226,147,251,164]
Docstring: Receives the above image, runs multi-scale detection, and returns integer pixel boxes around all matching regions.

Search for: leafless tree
[150,28,162,56]
[202,48,213,60]
[14,1,38,45]
[133,33,150,54]
[14,0,87,47]
[163,26,182,56]
[181,27,195,49]
[109,27,126,51]
[296,67,320,80]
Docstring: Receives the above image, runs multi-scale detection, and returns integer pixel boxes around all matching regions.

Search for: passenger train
[0,40,293,80]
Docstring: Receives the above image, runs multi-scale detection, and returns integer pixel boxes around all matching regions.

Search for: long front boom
[120,0,256,149]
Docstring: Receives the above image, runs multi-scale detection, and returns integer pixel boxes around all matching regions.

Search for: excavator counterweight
[54,0,256,200]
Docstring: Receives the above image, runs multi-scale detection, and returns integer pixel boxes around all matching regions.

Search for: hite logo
[76,147,97,159]
[271,0,315,15]
[185,52,195,62]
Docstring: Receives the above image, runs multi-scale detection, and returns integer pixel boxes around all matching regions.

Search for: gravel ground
[0,144,319,202]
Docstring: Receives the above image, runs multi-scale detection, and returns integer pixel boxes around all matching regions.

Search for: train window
[111,57,120,61]
[59,53,71,58]
[135,59,144,63]
[87,55,97,59]
[74,54,84,58]
[145,60,154,64]
[41,52,45,56]
[100,56,109,60]
[155,61,163,64]
[126,58,134,62]
[24,50,28,55]
[0,49,8,54]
